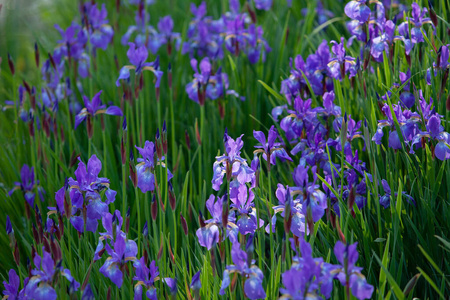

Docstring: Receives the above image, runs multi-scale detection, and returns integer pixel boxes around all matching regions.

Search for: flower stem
[135,186,142,257]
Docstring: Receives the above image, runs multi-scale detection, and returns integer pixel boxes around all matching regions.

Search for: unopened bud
[34,42,40,68]
[151,194,158,221]
[7,53,15,75]
[185,130,191,150]
[168,182,176,210]
[180,213,188,236]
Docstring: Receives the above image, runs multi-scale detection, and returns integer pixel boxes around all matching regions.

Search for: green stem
[169,81,176,165]
[102,129,107,178]
[135,186,142,256]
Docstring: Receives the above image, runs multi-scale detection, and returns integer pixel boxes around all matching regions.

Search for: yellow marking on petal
[327,61,338,67]
[95,109,107,115]
[142,66,156,72]
[253,149,265,154]
[47,210,57,216]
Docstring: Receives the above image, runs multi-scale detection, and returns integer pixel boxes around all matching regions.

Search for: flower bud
[428,1,438,27]
[162,120,168,155]
[87,116,93,139]
[185,130,191,150]
[180,213,188,236]
[168,182,176,211]
[7,53,15,75]
[13,241,20,266]
[34,42,40,68]
[195,120,201,145]
[151,194,158,221]
[155,128,163,160]
[142,221,148,238]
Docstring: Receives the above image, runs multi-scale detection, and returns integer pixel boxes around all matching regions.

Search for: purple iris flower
[9,164,40,207]
[333,242,374,300]
[84,3,114,51]
[265,184,308,237]
[371,20,412,61]
[281,40,333,102]
[230,184,263,235]
[186,59,244,105]
[330,114,363,152]
[116,43,163,88]
[182,2,224,59]
[302,1,334,25]
[212,133,254,191]
[190,270,202,291]
[328,37,356,80]
[54,22,86,60]
[372,103,420,149]
[157,16,181,53]
[135,140,173,193]
[219,242,266,299]
[426,45,450,85]
[99,233,138,288]
[345,0,371,22]
[163,277,177,295]
[2,269,20,300]
[196,194,238,250]
[254,126,292,166]
[133,258,159,300]
[121,10,160,53]
[280,239,338,299]
[74,90,122,129]
[398,69,415,108]
[410,114,450,160]
[66,155,117,233]
[280,96,322,141]
[25,248,80,300]
[292,164,327,222]
[82,284,95,299]
[379,179,415,208]
[254,0,272,10]
[398,2,435,44]
[94,210,125,261]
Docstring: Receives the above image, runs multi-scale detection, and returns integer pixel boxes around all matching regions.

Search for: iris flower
[74,90,122,129]
[116,43,163,88]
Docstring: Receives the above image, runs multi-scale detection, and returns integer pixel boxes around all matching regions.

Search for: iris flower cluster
[182,1,271,64]
[52,155,117,233]
[280,239,374,300]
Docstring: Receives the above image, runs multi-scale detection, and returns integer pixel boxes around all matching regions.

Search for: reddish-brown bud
[180,213,188,236]
[13,241,20,266]
[151,194,158,221]
[169,184,176,211]
[87,116,93,139]
[348,186,356,210]
[106,287,111,300]
[34,42,40,68]
[185,130,191,150]
[195,120,201,145]
[7,53,15,75]
[446,93,450,111]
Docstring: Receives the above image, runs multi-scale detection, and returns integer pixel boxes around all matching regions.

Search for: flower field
[0,0,449,299]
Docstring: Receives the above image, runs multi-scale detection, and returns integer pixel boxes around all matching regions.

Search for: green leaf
[258,80,286,102]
